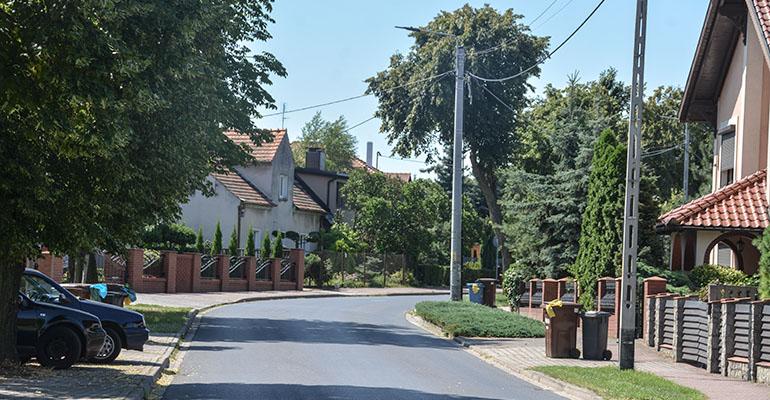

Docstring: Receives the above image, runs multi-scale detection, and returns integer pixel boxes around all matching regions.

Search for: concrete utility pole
[449,44,465,301]
[683,123,690,202]
[619,0,647,370]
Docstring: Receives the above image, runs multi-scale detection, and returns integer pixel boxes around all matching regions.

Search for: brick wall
[199,278,221,292]
[36,251,63,283]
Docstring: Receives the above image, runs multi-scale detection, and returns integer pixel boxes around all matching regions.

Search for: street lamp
[396,25,465,301]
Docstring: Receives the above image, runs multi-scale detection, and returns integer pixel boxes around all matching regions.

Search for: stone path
[0,287,448,399]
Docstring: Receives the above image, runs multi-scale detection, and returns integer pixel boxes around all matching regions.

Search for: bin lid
[466,282,485,288]
[476,278,498,283]
[582,311,611,317]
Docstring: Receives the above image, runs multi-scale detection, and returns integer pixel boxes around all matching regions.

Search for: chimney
[306,147,326,170]
[366,142,374,167]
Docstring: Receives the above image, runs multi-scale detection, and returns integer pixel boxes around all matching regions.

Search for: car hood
[34,300,100,321]
[78,299,143,323]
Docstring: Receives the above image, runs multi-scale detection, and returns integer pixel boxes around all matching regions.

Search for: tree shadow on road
[162,383,517,400]
[191,316,459,349]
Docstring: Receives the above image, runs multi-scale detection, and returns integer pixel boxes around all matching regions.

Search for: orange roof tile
[657,169,768,231]
[751,1,770,50]
[384,172,412,182]
[211,170,274,207]
[292,182,327,214]
[223,130,286,163]
[351,157,379,173]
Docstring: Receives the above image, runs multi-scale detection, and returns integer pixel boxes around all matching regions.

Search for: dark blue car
[20,269,150,363]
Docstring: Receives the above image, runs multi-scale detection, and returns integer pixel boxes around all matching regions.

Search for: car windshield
[21,275,66,304]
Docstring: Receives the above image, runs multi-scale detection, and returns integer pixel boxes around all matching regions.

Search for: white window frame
[279,174,289,200]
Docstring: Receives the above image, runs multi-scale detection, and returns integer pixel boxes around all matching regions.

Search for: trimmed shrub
[689,264,750,288]
[211,222,223,256]
[195,227,204,253]
[228,227,238,256]
[272,232,284,258]
[141,223,197,251]
[260,234,271,258]
[245,227,256,257]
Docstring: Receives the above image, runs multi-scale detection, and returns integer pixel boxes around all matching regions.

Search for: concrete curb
[133,289,448,399]
[405,312,602,400]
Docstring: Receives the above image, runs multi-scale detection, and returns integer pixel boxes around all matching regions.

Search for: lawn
[414,300,544,338]
[127,304,192,334]
[532,366,705,400]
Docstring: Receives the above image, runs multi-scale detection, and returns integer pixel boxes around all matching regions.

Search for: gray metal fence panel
[662,298,675,347]
[680,299,708,367]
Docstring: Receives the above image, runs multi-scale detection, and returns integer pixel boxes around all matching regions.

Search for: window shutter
[720,132,735,172]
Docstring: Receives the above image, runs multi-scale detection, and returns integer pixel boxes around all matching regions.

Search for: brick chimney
[306,147,326,170]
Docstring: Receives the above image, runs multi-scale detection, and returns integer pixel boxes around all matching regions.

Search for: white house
[180,130,329,252]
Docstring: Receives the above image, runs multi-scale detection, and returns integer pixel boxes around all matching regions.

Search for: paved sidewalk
[459,330,770,400]
[0,287,448,399]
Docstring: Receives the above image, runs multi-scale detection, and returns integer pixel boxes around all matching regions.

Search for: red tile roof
[751,0,770,49]
[384,172,412,182]
[223,130,286,163]
[657,169,768,231]
[212,170,274,207]
[351,157,378,173]
[292,182,327,214]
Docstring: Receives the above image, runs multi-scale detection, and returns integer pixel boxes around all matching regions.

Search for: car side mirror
[58,293,70,304]
[17,295,29,309]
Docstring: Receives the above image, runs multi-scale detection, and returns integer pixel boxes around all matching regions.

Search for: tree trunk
[85,253,99,283]
[469,151,512,271]
[0,261,24,365]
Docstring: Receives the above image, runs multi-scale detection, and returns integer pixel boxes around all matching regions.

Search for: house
[657,0,770,274]
[180,130,329,252]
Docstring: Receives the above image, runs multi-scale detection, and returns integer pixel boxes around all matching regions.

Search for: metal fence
[313,251,406,287]
[681,299,709,367]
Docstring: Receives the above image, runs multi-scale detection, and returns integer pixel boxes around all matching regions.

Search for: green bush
[689,264,751,288]
[755,227,770,299]
[304,253,329,287]
[245,227,256,257]
[272,231,284,258]
[414,301,545,338]
[195,227,204,253]
[389,269,415,287]
[210,222,223,256]
[140,223,197,251]
[228,226,238,256]
[503,263,536,309]
[417,264,449,286]
[637,262,692,288]
[260,234,271,258]
[463,261,482,270]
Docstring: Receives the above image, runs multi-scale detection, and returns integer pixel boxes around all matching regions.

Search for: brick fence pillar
[707,300,722,373]
[217,255,230,291]
[542,278,558,303]
[643,277,668,341]
[246,256,257,291]
[162,251,177,294]
[271,258,281,290]
[126,248,144,290]
[290,249,304,291]
[191,253,202,293]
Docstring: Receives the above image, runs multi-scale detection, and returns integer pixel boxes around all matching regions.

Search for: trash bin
[476,278,498,307]
[467,282,484,304]
[103,292,129,307]
[543,300,581,358]
[580,311,612,360]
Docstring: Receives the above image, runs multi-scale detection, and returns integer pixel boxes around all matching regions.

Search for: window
[719,131,735,188]
[717,243,732,267]
[279,175,288,200]
[21,275,66,304]
[336,182,345,209]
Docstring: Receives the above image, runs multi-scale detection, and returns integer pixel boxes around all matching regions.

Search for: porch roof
[657,169,768,232]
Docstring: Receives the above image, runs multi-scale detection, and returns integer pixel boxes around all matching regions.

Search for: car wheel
[36,326,82,369]
[90,327,122,363]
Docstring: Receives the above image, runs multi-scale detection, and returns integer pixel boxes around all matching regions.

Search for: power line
[377,154,427,164]
[471,76,517,114]
[528,0,560,26]
[341,116,378,134]
[532,0,577,31]
[261,70,453,118]
[469,0,606,83]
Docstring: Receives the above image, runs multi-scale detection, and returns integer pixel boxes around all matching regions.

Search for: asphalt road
[163,295,564,400]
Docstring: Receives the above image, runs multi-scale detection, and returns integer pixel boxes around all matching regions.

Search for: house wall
[296,172,343,213]
[696,230,721,266]
[180,176,241,242]
[235,163,272,198]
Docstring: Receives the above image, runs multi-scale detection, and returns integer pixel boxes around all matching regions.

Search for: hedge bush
[689,264,751,287]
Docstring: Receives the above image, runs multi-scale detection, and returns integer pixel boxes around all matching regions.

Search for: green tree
[0,0,284,362]
[195,228,205,254]
[571,129,625,309]
[273,232,284,258]
[292,112,357,172]
[754,227,770,299]
[367,5,549,269]
[261,234,272,259]
[228,227,238,256]
[211,223,223,256]
[245,227,256,257]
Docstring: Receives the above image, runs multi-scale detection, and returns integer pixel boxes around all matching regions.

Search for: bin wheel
[569,348,581,359]
[602,350,612,361]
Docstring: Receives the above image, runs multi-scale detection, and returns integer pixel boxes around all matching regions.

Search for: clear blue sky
[252,0,707,178]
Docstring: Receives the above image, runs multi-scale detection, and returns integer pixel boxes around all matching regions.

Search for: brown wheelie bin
[543,301,581,358]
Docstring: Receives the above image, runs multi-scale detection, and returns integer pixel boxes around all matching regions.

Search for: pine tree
[228,226,238,256]
[211,222,223,256]
[571,129,625,310]
[245,227,256,257]
[754,227,770,299]
[273,232,284,258]
[195,227,204,253]
[261,234,271,259]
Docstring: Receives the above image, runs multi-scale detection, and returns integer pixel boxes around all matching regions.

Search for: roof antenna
[281,103,287,129]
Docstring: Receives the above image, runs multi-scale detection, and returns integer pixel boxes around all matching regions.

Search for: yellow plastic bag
[545,299,563,318]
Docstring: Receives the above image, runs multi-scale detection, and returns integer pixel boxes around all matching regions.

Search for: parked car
[17,293,106,369]
[20,269,150,363]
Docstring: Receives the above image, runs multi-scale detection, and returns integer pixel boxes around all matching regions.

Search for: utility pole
[683,123,690,202]
[619,0,647,370]
[449,44,465,301]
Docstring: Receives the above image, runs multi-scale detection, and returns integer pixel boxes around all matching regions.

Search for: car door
[16,294,44,353]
